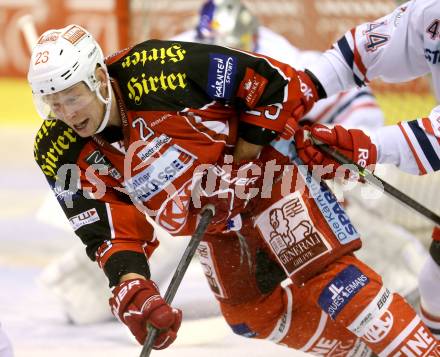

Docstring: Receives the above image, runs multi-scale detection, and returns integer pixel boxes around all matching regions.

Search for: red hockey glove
[193,155,263,234]
[292,70,321,120]
[109,279,182,348]
[294,124,377,180]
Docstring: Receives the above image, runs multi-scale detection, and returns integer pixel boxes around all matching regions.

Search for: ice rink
[0,113,309,356]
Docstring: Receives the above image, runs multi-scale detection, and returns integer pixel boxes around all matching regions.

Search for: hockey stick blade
[139,205,214,357]
[313,140,440,226]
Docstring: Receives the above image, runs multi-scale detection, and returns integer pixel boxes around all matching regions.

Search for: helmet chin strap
[94,72,112,134]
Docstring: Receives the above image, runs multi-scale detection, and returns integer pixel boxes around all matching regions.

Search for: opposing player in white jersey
[294,0,440,338]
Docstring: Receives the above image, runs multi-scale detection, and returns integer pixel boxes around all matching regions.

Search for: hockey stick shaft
[139,206,214,357]
[315,142,440,226]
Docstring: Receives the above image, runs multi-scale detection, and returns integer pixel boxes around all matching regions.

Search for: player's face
[44,82,105,137]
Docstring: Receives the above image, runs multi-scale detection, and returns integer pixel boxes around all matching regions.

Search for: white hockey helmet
[28,24,112,134]
[196,0,259,51]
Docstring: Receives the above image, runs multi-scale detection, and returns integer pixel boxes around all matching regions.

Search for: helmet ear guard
[196,0,259,51]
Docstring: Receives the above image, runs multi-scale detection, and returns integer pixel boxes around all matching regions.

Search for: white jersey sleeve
[308,0,439,98]
[373,108,440,175]
[397,107,440,174]
[307,0,440,174]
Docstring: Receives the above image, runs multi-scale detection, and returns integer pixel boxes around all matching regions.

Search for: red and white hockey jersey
[308,0,440,175]
[33,39,313,286]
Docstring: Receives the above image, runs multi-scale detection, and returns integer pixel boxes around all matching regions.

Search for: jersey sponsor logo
[310,337,357,356]
[197,241,227,299]
[207,53,237,100]
[377,288,391,310]
[236,67,268,107]
[121,43,186,68]
[255,192,331,276]
[272,312,288,339]
[157,180,191,233]
[51,181,80,203]
[126,71,188,105]
[68,208,100,231]
[85,150,122,180]
[318,265,369,319]
[363,309,393,343]
[34,123,78,179]
[136,134,172,162]
[301,171,359,244]
[211,163,259,186]
[348,287,392,336]
[150,113,172,127]
[424,48,440,64]
[62,25,87,45]
[124,147,193,202]
[37,31,61,44]
[121,44,188,105]
[391,325,439,356]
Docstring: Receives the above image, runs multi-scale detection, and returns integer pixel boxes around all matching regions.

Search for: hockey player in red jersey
[37,0,390,327]
[294,0,440,342]
[29,23,439,355]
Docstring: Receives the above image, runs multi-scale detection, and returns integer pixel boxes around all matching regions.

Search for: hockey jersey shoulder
[105,39,206,111]
[105,39,291,114]
[34,120,88,180]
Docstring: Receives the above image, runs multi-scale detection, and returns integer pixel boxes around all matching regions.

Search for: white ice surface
[0,127,308,357]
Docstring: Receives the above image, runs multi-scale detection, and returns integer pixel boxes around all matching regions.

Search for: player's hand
[109,279,182,348]
[193,155,263,234]
[294,124,377,180]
